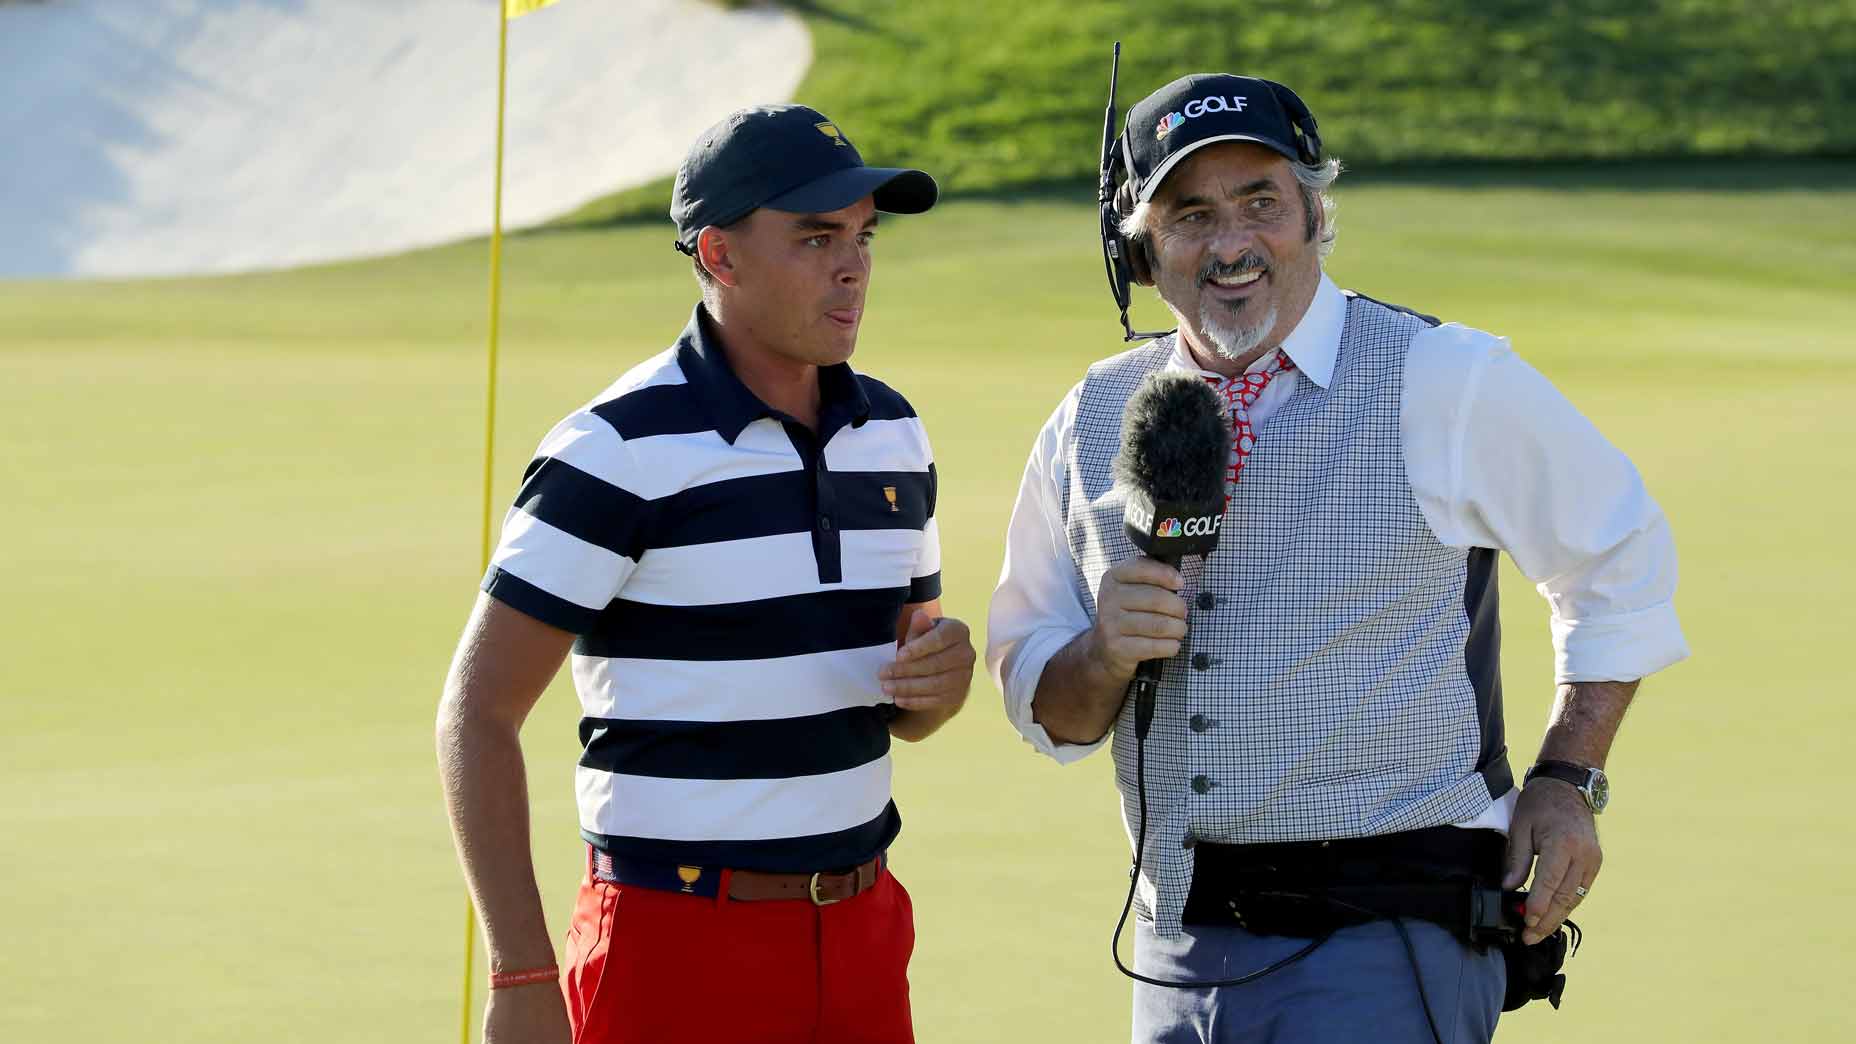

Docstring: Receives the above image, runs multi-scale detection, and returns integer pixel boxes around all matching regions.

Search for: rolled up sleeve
[986,385,1110,763]
[1405,325,1689,684]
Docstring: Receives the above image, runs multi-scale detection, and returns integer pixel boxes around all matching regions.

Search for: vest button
[1191,653,1212,671]
[1191,775,1213,795]
[1197,592,1216,610]
[1189,714,1211,733]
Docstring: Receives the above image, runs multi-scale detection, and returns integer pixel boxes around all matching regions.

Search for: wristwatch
[1524,760,1610,814]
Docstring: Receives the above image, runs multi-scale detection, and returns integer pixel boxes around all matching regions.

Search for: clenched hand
[1087,558,1189,681]
[879,610,975,714]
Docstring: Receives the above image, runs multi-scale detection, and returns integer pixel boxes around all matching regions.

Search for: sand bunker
[0,0,811,277]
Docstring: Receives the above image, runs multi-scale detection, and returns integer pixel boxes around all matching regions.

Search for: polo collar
[1167,273,1343,388]
[674,303,871,444]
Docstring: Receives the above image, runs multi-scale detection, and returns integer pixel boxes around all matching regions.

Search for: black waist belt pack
[1183,825,1577,1011]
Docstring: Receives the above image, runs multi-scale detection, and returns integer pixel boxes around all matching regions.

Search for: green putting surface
[3,162,1852,1041]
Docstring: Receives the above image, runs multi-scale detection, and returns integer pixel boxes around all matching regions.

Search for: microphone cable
[1105,656,1446,1044]
[1107,657,1330,990]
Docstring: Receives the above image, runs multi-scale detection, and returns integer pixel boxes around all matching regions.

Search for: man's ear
[696,224,742,288]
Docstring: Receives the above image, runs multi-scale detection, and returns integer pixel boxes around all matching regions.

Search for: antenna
[1098,42,1121,208]
[1097,41,1176,343]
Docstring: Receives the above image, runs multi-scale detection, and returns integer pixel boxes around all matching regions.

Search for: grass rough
[559,0,1856,227]
[3,161,1853,1042]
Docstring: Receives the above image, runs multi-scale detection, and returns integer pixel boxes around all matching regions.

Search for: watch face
[1587,768,1610,813]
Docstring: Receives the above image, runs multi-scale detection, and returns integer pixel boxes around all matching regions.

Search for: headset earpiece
[1266,80,1323,166]
[1098,184,1133,308]
[1111,177,1155,287]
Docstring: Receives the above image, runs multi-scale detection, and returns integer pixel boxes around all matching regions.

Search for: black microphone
[1113,370,1231,740]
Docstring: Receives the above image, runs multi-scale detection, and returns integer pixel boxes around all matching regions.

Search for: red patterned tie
[1203,352,1297,494]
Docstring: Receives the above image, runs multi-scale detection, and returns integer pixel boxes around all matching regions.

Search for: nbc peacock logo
[1157,517,1184,537]
[1156,111,1186,140]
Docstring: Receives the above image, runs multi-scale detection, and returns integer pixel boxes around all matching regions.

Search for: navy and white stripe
[484,305,940,872]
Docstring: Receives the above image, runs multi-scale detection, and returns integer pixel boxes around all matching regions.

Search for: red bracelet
[489,966,559,989]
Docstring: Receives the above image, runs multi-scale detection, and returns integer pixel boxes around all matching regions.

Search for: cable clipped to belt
[1106,729,1445,1044]
[1109,731,1333,990]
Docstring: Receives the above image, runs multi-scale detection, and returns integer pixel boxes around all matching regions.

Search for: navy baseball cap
[1122,74,1321,204]
[671,104,938,253]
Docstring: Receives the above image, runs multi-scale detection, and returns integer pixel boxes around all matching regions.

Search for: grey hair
[1118,156,1343,261]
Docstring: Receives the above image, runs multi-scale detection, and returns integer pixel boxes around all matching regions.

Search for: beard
[1198,295,1278,362]
[1188,252,1278,362]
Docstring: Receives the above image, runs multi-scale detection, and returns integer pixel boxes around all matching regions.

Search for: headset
[1096,42,1166,342]
[1097,42,1324,342]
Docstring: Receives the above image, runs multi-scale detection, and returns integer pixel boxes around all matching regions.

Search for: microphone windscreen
[1114,370,1229,505]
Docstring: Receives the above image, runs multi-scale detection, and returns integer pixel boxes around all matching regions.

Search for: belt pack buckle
[807,870,841,907]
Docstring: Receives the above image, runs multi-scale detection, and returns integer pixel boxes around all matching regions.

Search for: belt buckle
[807,871,841,907]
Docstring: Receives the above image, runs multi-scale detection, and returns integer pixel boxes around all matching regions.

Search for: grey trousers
[1132,916,1505,1044]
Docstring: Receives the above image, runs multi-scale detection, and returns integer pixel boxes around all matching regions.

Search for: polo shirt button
[818,515,833,530]
[1189,714,1211,733]
[1191,653,1211,671]
[1197,592,1216,610]
[1191,775,1213,795]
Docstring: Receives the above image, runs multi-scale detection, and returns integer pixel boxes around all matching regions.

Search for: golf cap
[672,104,937,253]
[1122,74,1321,204]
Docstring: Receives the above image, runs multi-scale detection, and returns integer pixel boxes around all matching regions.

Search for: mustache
[1199,254,1270,285]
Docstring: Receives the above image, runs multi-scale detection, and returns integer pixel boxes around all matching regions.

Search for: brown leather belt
[591,848,885,907]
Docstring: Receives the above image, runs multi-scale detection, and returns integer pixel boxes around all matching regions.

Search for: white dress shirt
[986,275,1689,830]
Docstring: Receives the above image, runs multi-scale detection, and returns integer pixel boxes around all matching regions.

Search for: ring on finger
[1573,886,1589,898]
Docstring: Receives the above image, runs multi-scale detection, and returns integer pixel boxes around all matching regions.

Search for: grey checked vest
[1062,293,1512,934]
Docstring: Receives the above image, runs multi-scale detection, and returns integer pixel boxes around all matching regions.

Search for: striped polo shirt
[482,304,941,873]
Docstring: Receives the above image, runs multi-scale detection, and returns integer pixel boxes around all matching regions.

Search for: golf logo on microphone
[1124,488,1225,557]
[1156,516,1220,537]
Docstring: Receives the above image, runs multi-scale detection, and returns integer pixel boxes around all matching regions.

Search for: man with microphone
[986,70,1688,1041]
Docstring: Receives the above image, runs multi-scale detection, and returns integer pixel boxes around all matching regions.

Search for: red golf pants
[559,861,915,1043]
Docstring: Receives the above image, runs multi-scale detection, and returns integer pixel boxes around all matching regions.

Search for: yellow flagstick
[464,4,564,1040]
[461,3,515,1041]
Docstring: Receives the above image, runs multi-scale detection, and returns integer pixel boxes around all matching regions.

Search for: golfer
[986,73,1688,1042]
[438,104,974,1044]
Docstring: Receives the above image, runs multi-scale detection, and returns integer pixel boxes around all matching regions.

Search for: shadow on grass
[716,0,885,35]
[783,0,885,35]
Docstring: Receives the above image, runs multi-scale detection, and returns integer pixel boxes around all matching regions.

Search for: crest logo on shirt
[883,485,899,512]
[676,866,702,892]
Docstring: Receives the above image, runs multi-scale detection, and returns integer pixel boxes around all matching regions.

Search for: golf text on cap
[1156,95,1249,139]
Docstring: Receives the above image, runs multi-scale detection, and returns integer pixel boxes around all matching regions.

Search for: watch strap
[1524,760,1593,790]
[1525,759,1608,813]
